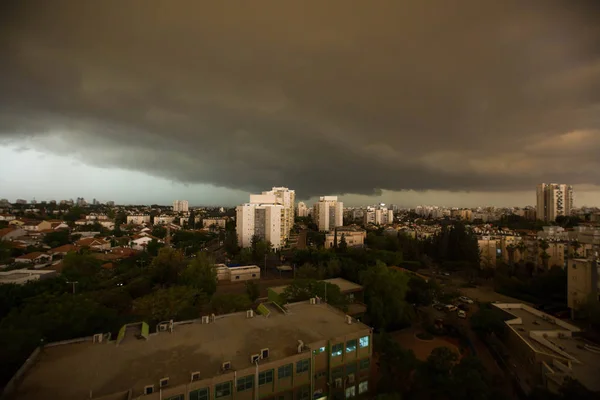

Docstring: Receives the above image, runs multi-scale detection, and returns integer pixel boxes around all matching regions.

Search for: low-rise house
[47,244,80,258]
[214,264,260,282]
[76,237,111,251]
[0,214,16,221]
[21,220,52,232]
[130,235,162,251]
[0,227,27,241]
[325,226,367,249]
[15,252,52,265]
[126,215,151,225]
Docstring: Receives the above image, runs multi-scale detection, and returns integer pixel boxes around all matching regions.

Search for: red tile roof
[48,244,79,254]
[0,227,15,237]
[16,251,48,260]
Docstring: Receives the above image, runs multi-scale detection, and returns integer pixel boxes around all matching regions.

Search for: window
[346,363,356,375]
[278,364,292,379]
[315,370,327,379]
[235,276,240,280]
[215,382,231,399]
[237,375,254,392]
[296,359,310,373]
[358,380,368,394]
[313,346,326,355]
[297,385,311,400]
[332,343,343,357]
[165,396,184,400]
[345,386,356,399]
[346,339,357,353]
[258,369,274,385]
[359,336,369,348]
[190,388,209,400]
[359,358,370,370]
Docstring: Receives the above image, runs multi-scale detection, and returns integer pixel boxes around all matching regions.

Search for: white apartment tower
[172,200,189,213]
[363,204,394,226]
[236,194,284,249]
[313,196,344,232]
[536,183,573,222]
[262,187,295,240]
[297,202,309,217]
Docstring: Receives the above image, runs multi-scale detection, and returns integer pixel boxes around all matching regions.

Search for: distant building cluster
[172,200,189,213]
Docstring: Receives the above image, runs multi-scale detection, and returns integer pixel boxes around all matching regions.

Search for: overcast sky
[1,1,600,207]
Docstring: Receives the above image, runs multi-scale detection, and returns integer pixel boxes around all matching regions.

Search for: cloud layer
[1,0,600,199]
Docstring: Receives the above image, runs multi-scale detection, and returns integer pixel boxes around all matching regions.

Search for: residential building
[0,214,16,221]
[363,205,394,226]
[127,215,151,225]
[173,200,189,213]
[76,237,111,251]
[492,303,600,394]
[478,238,498,268]
[203,217,227,229]
[15,252,52,265]
[313,196,343,232]
[262,187,295,240]
[536,183,573,223]
[236,198,284,249]
[214,264,261,282]
[325,226,367,249]
[154,215,175,225]
[8,301,373,400]
[567,258,600,315]
[22,220,52,232]
[106,201,115,207]
[297,202,309,218]
[0,227,26,241]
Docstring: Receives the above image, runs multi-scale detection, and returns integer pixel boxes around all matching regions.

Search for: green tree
[295,263,322,279]
[149,247,187,287]
[43,230,71,248]
[224,231,240,256]
[188,210,196,229]
[146,239,164,256]
[326,258,342,278]
[251,236,272,263]
[151,225,167,239]
[339,233,348,252]
[132,286,202,323]
[61,253,104,291]
[361,262,413,330]
[406,276,437,306]
[245,280,260,302]
[377,332,418,396]
[210,293,252,314]
[470,303,508,339]
[181,252,217,296]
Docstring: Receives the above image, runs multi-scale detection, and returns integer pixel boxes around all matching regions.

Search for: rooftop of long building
[10,301,370,400]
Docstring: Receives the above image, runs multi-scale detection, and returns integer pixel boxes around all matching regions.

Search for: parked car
[459,296,474,304]
[457,310,467,319]
[445,305,457,312]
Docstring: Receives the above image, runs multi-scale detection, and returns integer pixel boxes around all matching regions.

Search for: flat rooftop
[493,303,600,391]
[269,277,363,296]
[11,302,370,400]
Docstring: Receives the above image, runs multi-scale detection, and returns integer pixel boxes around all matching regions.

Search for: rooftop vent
[201,316,210,324]
[191,372,201,382]
[297,340,305,354]
[260,348,270,359]
[345,315,352,325]
[210,313,216,322]
[93,333,104,343]
[159,377,169,387]
[310,298,316,305]
[246,309,254,318]
[222,361,231,371]
[144,385,154,395]
[250,354,260,364]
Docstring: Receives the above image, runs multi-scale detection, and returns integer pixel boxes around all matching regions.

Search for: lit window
[215,382,231,399]
[359,336,369,348]
[278,364,292,379]
[346,339,357,353]
[358,380,368,394]
[332,343,343,357]
[258,369,274,385]
[345,386,356,398]
[237,375,253,392]
[296,359,310,373]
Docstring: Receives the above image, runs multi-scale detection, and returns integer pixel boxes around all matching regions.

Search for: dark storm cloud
[1,0,600,198]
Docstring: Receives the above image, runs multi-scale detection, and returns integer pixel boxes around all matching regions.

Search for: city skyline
[2,1,600,206]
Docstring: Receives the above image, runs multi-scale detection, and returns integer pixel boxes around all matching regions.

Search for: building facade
[363,206,394,226]
[567,258,600,315]
[173,200,190,213]
[9,302,373,400]
[262,187,295,241]
[297,202,309,218]
[325,227,367,249]
[313,196,343,232]
[536,184,573,223]
[236,199,284,249]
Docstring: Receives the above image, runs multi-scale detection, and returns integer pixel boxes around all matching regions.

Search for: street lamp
[66,280,78,294]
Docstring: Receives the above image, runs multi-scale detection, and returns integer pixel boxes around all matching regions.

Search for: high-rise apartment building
[313,196,344,232]
[363,205,394,226]
[297,202,309,218]
[536,183,573,222]
[236,194,284,249]
[173,200,189,213]
[9,301,373,400]
[262,187,295,240]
